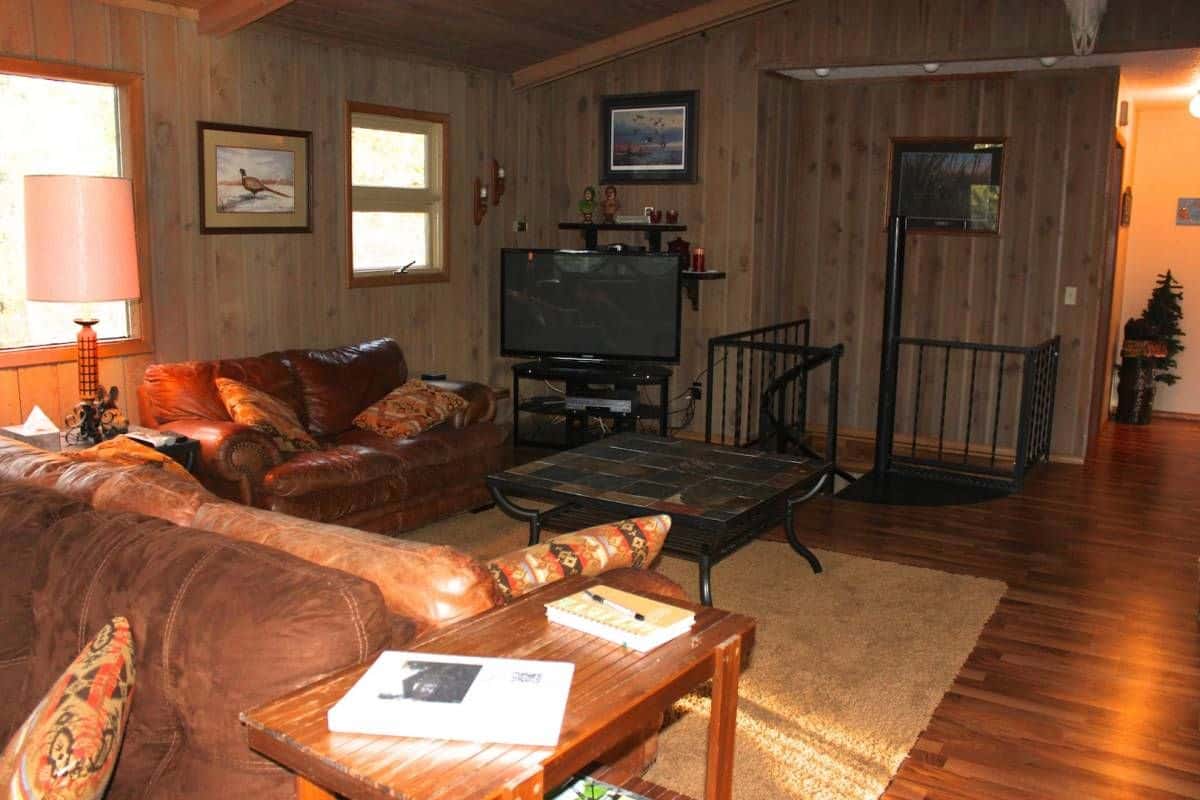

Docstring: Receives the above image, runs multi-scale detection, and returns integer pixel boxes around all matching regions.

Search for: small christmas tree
[1140,270,1185,385]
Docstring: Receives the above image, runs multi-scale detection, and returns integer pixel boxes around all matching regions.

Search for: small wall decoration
[888,138,1005,233]
[600,91,697,184]
[1121,187,1132,227]
[198,121,312,234]
[1176,198,1200,226]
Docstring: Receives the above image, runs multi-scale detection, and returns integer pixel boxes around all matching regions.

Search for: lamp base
[64,385,129,446]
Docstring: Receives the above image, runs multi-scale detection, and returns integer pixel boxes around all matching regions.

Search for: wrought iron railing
[887,335,1060,489]
[705,320,847,483]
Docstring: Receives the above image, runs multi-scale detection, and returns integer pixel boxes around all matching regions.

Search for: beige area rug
[413,510,1006,799]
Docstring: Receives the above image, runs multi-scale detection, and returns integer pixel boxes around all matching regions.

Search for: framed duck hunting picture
[198,120,312,234]
[600,91,697,184]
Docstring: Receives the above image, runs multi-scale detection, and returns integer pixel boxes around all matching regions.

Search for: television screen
[501,249,681,363]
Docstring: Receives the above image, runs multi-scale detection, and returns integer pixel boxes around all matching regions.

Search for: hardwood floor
[773,419,1200,799]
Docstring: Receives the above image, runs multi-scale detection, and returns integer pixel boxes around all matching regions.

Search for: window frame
[345,101,451,289]
[0,56,152,369]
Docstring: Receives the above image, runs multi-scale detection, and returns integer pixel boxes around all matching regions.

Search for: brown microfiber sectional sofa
[137,337,507,533]
[0,438,682,798]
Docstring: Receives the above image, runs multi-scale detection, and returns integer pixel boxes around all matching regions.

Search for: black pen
[584,589,645,621]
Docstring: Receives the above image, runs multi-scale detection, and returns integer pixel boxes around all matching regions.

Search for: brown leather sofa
[0,439,683,798]
[137,338,508,533]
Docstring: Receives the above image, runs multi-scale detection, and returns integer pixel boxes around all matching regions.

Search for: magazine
[547,775,653,800]
[327,651,574,746]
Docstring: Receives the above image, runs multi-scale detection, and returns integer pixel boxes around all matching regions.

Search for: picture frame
[198,121,312,234]
[887,138,1006,234]
[600,91,697,184]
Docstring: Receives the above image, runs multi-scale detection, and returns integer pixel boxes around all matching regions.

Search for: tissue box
[0,426,62,452]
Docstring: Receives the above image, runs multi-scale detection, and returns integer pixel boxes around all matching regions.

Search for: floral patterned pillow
[0,617,135,800]
[215,377,319,452]
[487,515,671,601]
[353,379,468,440]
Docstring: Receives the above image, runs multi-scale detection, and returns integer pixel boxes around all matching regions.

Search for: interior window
[347,102,449,287]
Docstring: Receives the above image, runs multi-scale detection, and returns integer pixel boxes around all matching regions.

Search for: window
[0,58,149,364]
[347,102,449,288]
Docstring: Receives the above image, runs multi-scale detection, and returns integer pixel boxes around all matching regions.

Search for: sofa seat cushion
[216,377,319,453]
[335,422,508,472]
[487,516,671,601]
[262,445,402,497]
[353,380,468,440]
[0,617,134,800]
[284,339,406,437]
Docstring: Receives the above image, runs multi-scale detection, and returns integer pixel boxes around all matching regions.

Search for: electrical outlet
[689,382,702,400]
[513,216,527,233]
[1064,286,1077,306]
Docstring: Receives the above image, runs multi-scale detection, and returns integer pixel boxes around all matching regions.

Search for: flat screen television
[500,248,682,363]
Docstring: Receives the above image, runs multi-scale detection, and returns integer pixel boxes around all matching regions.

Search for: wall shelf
[680,270,725,311]
[558,222,686,251]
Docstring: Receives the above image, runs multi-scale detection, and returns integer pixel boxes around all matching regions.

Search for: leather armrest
[427,380,497,426]
[157,419,283,486]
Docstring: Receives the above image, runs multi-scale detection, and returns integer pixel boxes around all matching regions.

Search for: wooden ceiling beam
[95,0,200,21]
[197,0,296,36]
[512,0,793,89]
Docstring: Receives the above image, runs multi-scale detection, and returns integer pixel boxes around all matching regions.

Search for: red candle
[691,248,705,272]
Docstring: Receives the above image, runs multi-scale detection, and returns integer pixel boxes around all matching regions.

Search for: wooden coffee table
[241,576,755,800]
[488,433,830,605]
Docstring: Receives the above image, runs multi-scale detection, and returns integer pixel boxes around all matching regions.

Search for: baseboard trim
[1152,410,1200,422]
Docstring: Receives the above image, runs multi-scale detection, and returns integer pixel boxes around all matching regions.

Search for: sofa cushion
[0,617,134,800]
[488,515,671,601]
[16,497,391,800]
[353,380,468,440]
[139,361,229,425]
[213,354,305,421]
[284,338,406,437]
[263,445,402,497]
[216,377,319,453]
[335,422,508,471]
[191,501,500,631]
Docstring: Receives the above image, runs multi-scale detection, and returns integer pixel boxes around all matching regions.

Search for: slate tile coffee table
[488,433,830,604]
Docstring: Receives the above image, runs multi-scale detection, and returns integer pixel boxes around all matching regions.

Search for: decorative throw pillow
[487,515,671,601]
[0,617,135,800]
[215,377,319,452]
[352,379,468,440]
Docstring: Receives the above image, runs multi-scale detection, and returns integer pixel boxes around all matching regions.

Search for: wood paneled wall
[757,70,1119,459]
[0,0,510,427]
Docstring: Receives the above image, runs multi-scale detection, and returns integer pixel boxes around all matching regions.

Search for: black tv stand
[512,359,671,449]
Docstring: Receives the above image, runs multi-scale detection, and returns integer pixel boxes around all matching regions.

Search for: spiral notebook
[545,585,694,652]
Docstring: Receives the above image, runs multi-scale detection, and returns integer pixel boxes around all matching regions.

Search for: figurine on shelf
[579,185,596,223]
[601,185,620,223]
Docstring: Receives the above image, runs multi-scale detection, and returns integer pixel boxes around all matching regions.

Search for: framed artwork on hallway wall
[600,91,697,184]
[198,121,312,234]
[887,138,1005,234]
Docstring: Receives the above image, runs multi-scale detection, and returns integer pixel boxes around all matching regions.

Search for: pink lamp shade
[24,175,140,302]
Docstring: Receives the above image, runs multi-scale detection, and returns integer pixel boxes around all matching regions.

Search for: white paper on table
[13,406,59,435]
[327,651,575,746]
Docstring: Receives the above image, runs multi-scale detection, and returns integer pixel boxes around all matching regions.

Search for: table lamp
[24,175,140,444]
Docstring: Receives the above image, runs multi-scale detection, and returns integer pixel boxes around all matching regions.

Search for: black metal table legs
[784,473,828,574]
[488,485,544,546]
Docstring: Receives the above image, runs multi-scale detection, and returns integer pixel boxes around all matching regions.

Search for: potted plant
[1115,271,1185,424]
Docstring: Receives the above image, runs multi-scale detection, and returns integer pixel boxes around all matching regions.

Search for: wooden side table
[241,576,755,800]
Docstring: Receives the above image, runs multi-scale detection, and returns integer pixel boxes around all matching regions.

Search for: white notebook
[327,651,574,747]
[545,586,695,653]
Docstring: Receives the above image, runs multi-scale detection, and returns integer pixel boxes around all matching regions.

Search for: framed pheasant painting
[198,121,312,233]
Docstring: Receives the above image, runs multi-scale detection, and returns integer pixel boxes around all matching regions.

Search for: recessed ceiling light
[1190,90,1200,119]
[1040,56,1060,67]
[922,63,941,73]
[814,67,831,77]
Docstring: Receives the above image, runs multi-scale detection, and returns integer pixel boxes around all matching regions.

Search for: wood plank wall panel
[0,0,508,428]
[760,70,1118,459]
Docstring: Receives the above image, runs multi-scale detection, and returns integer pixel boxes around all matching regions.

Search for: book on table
[326,651,574,746]
[545,585,695,653]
